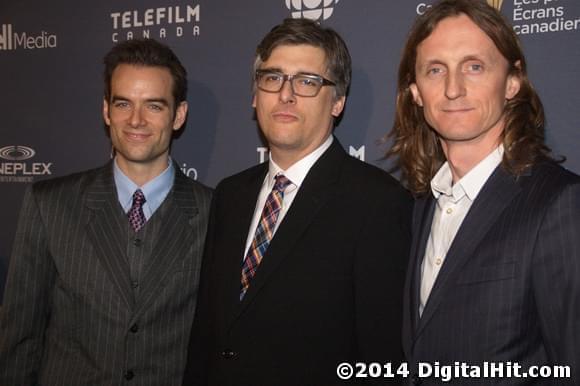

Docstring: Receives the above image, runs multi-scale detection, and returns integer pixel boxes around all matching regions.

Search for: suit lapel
[405,195,435,344]
[415,166,522,339]
[231,140,345,323]
[133,167,200,317]
[85,163,135,309]
[221,165,267,322]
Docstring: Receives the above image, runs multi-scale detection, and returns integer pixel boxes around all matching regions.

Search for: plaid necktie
[240,174,292,300]
[128,189,147,232]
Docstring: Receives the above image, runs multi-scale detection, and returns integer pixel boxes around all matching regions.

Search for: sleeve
[354,185,413,386]
[0,185,57,385]
[532,181,580,384]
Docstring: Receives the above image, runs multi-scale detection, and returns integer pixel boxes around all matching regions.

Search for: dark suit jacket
[0,161,211,385]
[184,139,412,386]
[402,162,580,385]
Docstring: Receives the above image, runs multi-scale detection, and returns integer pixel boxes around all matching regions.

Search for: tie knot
[132,189,146,206]
[273,174,292,193]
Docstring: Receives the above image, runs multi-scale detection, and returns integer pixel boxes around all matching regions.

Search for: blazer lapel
[221,165,268,323]
[415,166,522,339]
[405,195,435,346]
[232,139,345,322]
[85,163,135,309]
[133,167,200,317]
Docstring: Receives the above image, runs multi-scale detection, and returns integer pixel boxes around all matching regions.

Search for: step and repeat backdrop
[1,0,579,299]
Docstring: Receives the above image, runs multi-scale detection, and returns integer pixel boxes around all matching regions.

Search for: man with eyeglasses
[183,18,411,386]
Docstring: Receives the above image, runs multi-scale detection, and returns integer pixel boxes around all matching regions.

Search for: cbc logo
[286,0,340,21]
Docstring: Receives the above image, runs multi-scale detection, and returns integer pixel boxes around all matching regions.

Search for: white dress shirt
[243,135,334,258]
[419,146,504,316]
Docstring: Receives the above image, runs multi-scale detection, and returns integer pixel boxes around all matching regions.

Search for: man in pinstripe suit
[0,39,211,385]
[388,0,580,384]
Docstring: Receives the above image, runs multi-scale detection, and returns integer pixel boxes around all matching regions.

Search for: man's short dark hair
[103,38,187,109]
[254,18,351,99]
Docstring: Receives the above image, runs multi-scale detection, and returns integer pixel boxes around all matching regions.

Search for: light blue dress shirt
[113,159,175,221]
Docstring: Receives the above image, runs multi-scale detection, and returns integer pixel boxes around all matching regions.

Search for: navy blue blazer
[403,161,580,385]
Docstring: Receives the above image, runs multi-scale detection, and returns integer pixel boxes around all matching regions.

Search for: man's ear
[103,99,111,126]
[409,83,423,107]
[331,96,346,117]
[173,101,188,130]
[505,61,522,100]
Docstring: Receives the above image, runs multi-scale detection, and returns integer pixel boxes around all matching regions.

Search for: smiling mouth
[125,132,150,141]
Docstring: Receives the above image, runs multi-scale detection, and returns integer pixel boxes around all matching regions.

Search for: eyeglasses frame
[255,69,336,97]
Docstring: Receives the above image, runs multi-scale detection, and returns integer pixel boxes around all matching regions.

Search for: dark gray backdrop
[1,0,579,300]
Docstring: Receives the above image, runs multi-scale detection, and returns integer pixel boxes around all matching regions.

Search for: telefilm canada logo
[0,145,53,183]
[0,24,57,51]
[109,4,200,42]
[286,0,340,21]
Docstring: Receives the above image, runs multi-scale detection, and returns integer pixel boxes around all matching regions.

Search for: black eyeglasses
[255,70,336,97]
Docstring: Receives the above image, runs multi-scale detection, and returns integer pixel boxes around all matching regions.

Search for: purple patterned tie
[128,189,146,233]
[240,174,292,300]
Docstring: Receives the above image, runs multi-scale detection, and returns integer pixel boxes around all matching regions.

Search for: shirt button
[412,373,422,385]
[130,324,139,333]
[131,281,139,289]
[435,258,442,265]
[221,350,236,359]
[133,238,142,246]
[446,207,453,214]
[124,370,134,380]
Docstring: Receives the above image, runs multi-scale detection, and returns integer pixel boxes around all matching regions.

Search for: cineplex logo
[0,145,53,183]
[0,24,57,50]
[286,0,340,21]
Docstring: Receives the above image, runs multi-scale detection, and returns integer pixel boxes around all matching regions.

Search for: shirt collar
[431,145,504,202]
[266,135,334,189]
[113,158,175,213]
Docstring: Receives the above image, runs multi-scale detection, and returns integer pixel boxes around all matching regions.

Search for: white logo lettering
[349,145,365,161]
[0,24,57,50]
[110,4,201,41]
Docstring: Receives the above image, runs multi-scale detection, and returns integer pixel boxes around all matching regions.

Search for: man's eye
[427,67,443,76]
[264,74,282,82]
[148,104,163,111]
[114,102,129,108]
[468,63,483,72]
[297,77,320,87]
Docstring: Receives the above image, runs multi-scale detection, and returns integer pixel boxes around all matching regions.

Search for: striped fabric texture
[240,174,291,300]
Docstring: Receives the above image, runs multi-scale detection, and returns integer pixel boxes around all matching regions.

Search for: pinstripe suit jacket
[0,161,211,386]
[402,161,580,385]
